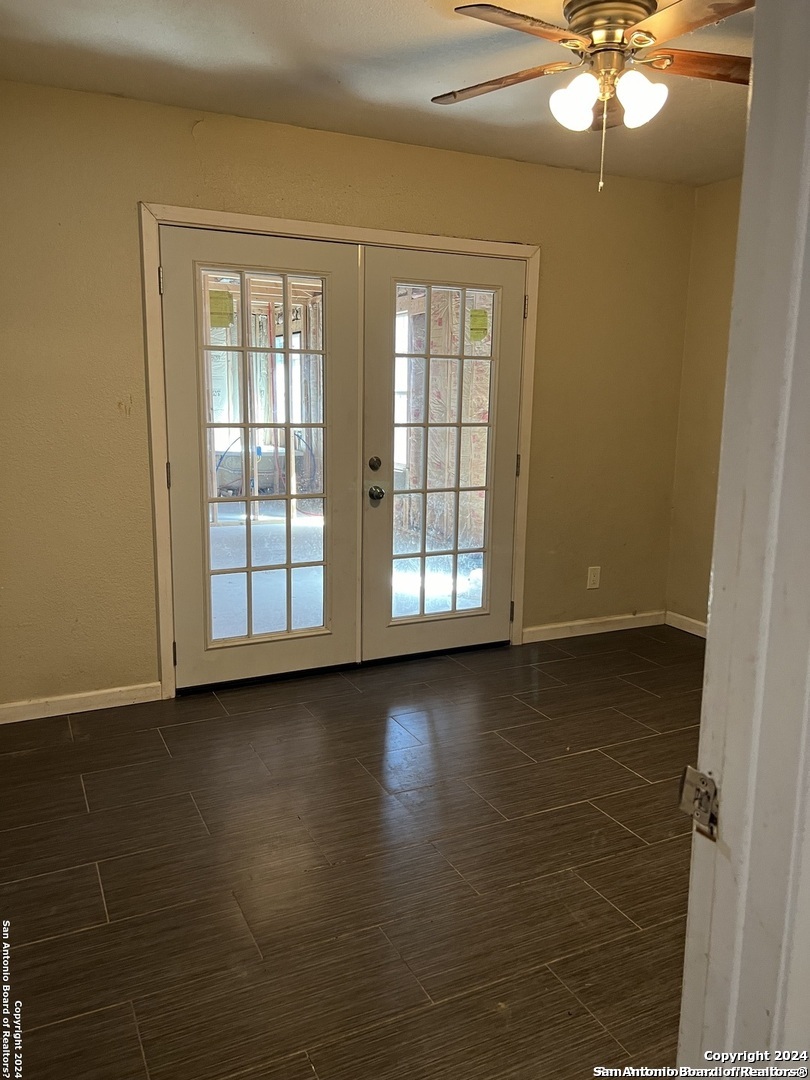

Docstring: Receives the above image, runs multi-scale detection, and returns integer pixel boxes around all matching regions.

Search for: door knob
[368,486,386,502]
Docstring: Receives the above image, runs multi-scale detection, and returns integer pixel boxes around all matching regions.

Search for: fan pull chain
[598,97,608,192]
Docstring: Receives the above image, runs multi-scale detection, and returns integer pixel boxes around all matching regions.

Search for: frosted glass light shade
[549,72,599,131]
[616,69,668,128]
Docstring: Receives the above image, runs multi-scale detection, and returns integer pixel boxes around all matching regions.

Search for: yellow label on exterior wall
[209,289,235,328]
[469,308,488,342]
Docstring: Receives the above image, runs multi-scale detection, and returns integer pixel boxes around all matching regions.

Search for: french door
[160,226,526,688]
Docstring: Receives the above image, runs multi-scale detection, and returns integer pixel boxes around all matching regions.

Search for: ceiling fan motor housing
[563,0,657,44]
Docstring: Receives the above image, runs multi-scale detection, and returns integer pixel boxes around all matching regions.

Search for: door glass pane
[428,359,459,423]
[460,427,489,488]
[393,427,424,490]
[203,272,241,347]
[461,360,491,423]
[458,552,484,609]
[394,357,426,423]
[209,502,246,570]
[430,288,461,355]
[459,490,486,550]
[251,501,286,567]
[199,267,328,646]
[396,286,427,354]
[464,290,495,357]
[289,354,324,424]
[290,278,324,349]
[425,492,456,552]
[252,569,287,634]
[391,280,496,619]
[427,427,458,490]
[292,566,324,629]
[250,353,286,424]
[251,429,287,496]
[207,428,245,499]
[247,274,284,347]
[206,351,242,424]
[392,558,421,617]
[292,428,324,495]
[424,555,454,613]
[211,573,247,639]
[393,494,423,555]
[291,499,324,563]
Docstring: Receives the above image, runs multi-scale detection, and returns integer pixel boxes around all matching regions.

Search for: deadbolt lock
[368,456,382,471]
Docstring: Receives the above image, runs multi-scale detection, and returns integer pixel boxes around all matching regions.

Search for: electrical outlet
[587,566,601,590]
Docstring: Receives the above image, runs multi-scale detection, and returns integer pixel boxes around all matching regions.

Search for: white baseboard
[665,611,708,638]
[0,682,163,726]
[522,610,666,643]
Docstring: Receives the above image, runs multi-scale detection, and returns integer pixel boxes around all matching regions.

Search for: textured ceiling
[0,0,753,185]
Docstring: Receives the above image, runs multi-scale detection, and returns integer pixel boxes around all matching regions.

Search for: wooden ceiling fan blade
[647,48,751,84]
[455,4,590,49]
[432,61,577,104]
[626,0,754,48]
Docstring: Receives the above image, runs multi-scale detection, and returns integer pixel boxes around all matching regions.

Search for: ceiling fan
[433,1,754,133]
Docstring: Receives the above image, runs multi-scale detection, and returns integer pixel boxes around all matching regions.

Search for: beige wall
[0,79,695,705]
[667,178,742,624]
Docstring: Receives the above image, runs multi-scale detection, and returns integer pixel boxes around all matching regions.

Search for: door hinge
[166,461,172,489]
[516,453,521,478]
[172,641,177,667]
[679,765,719,841]
[158,266,164,295]
[510,600,515,623]
[523,294,529,319]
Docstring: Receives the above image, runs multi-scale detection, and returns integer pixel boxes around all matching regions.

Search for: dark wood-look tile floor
[2,625,704,1077]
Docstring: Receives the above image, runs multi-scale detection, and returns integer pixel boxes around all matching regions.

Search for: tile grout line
[79,773,90,813]
[546,965,634,1059]
[129,999,155,1080]
[459,776,509,822]
[610,706,667,734]
[212,689,233,716]
[95,862,111,924]
[230,890,266,961]
[429,840,484,896]
[67,715,75,743]
[490,728,538,762]
[377,925,435,1005]
[595,747,655,786]
[587,800,654,846]
[353,756,395,798]
[24,999,137,1036]
[188,792,212,836]
[157,727,173,758]
[572,871,644,932]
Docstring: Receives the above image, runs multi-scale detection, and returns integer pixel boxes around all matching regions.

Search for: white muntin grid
[391,282,498,620]
[196,265,328,645]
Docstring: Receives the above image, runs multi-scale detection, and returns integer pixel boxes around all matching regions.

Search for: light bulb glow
[616,69,668,128]
[549,72,599,131]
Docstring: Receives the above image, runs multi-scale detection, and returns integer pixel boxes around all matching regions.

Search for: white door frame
[679,0,810,1058]
[139,203,541,698]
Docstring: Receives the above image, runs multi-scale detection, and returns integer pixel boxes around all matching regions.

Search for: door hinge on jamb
[172,641,177,667]
[158,266,164,295]
[166,461,172,489]
[510,601,515,623]
[679,765,719,841]
[523,295,529,319]
[516,454,521,478]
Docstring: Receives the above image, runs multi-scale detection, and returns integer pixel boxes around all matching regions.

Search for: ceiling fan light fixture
[616,69,668,128]
[549,71,600,131]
